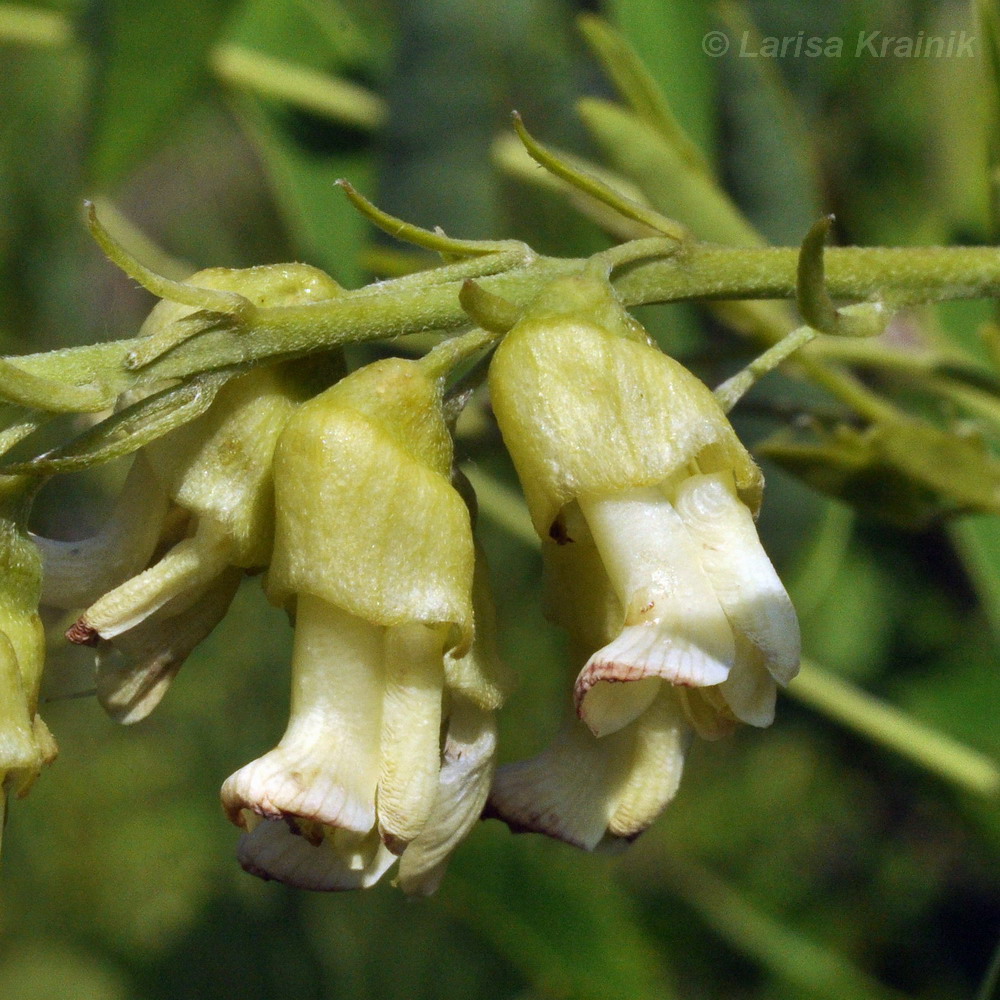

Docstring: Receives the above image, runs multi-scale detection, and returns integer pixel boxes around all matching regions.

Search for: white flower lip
[222,583,508,892]
[573,475,800,737]
[574,487,736,736]
[221,596,384,835]
[236,818,396,892]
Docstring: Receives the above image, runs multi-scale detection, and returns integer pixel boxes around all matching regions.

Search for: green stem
[789,659,1000,797]
[714,324,818,412]
[9,242,1000,407]
[420,327,502,381]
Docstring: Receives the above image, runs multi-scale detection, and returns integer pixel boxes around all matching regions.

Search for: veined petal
[237,818,396,891]
[397,697,498,895]
[95,566,243,724]
[35,453,171,610]
[605,689,690,842]
[488,694,687,852]
[575,488,735,736]
[377,623,446,853]
[673,472,800,685]
[716,636,778,728]
[72,520,232,641]
[221,596,383,834]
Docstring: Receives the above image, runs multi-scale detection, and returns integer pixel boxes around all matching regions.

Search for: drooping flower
[221,357,513,893]
[38,263,343,723]
[1,478,57,850]
[486,271,799,846]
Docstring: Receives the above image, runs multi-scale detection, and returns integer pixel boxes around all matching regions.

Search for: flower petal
[95,566,242,724]
[397,697,498,895]
[443,551,517,711]
[575,488,735,735]
[488,690,688,852]
[673,472,800,685]
[237,818,396,891]
[221,596,383,834]
[75,521,232,640]
[605,690,690,841]
[376,623,446,853]
[717,637,778,728]
[35,453,171,610]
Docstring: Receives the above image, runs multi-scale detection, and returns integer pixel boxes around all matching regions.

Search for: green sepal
[268,358,474,647]
[0,370,240,477]
[488,273,762,536]
[145,356,343,567]
[0,477,54,810]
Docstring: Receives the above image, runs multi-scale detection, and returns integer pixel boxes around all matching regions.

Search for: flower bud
[1,480,57,851]
[45,264,343,722]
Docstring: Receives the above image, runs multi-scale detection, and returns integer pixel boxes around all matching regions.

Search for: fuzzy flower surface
[38,264,342,723]
[0,482,57,850]
[486,273,800,848]
[221,357,513,893]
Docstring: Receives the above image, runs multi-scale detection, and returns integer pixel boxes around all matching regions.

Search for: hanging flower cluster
[3,254,799,891]
[486,272,800,849]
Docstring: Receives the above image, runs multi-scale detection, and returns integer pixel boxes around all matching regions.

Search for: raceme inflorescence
[4,110,1000,892]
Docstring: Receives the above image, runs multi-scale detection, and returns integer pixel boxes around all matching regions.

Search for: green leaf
[712,1,823,245]
[82,0,240,189]
[603,0,716,158]
[444,827,674,1000]
[658,856,909,1000]
[578,98,762,247]
[951,514,1000,641]
[577,14,710,177]
[230,95,373,287]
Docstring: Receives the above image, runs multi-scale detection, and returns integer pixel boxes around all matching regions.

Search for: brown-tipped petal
[573,488,735,736]
[237,819,396,891]
[376,623,446,853]
[81,524,232,640]
[487,709,658,851]
[36,453,171,611]
[397,697,498,895]
[674,472,800,686]
[96,566,242,724]
[221,596,383,835]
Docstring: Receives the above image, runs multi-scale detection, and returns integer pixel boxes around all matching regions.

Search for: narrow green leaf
[577,14,710,177]
[659,856,910,1000]
[603,0,716,157]
[790,659,1000,798]
[713,1,824,245]
[83,0,240,189]
[578,98,762,247]
[951,514,1000,641]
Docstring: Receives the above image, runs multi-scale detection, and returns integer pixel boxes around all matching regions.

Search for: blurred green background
[1,0,999,998]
